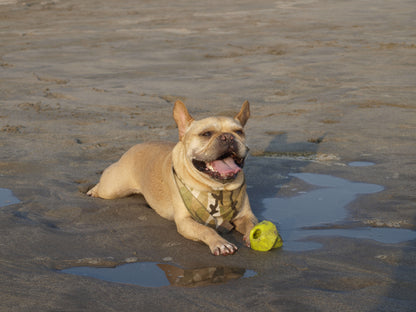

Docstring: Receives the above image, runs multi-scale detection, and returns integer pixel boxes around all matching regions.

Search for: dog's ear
[173,100,194,140]
[235,100,250,127]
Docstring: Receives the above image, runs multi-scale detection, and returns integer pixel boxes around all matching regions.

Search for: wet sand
[1,0,415,311]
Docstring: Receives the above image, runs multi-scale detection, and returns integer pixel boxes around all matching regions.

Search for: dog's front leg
[175,216,237,256]
[232,195,258,247]
[233,215,258,248]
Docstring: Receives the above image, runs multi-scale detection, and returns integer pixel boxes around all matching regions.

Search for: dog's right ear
[173,100,194,140]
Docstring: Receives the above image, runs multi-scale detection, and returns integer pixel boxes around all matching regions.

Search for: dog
[87,100,258,255]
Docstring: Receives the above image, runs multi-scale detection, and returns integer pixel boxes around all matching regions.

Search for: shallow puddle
[261,173,416,251]
[348,161,375,167]
[0,188,20,207]
[61,262,256,287]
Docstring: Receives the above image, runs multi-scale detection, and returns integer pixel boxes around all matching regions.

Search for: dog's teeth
[206,163,216,172]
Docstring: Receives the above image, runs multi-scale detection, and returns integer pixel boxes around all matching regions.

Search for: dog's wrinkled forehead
[188,116,243,136]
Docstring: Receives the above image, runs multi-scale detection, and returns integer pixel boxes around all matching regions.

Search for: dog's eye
[200,131,213,138]
[235,129,244,136]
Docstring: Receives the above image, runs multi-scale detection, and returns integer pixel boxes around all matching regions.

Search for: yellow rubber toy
[250,221,283,251]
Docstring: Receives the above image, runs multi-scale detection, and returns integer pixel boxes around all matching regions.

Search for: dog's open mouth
[192,153,244,182]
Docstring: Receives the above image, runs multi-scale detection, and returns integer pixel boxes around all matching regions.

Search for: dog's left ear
[173,100,194,140]
[235,100,250,127]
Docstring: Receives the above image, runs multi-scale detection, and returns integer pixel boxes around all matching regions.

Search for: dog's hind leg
[87,161,139,199]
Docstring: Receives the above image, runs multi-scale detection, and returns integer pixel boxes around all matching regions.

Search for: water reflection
[158,264,255,287]
[0,188,20,207]
[348,161,375,167]
[61,262,256,287]
[261,173,416,251]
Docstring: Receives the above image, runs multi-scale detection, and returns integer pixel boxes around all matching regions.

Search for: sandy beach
[1,0,415,311]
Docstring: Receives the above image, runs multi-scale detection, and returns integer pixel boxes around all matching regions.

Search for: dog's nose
[219,133,235,144]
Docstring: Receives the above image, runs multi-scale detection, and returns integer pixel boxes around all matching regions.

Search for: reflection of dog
[88,100,258,255]
[157,264,246,287]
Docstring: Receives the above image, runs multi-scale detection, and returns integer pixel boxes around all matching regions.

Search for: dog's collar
[172,168,246,233]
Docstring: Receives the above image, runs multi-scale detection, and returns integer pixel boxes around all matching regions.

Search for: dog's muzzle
[192,133,247,182]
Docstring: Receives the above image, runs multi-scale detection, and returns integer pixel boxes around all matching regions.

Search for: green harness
[173,169,246,233]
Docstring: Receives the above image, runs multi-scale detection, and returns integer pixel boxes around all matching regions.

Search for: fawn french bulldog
[88,100,257,255]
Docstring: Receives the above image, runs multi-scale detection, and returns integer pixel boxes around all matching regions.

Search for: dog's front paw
[243,233,251,248]
[210,239,238,256]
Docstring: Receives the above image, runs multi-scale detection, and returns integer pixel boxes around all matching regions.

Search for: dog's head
[173,100,250,185]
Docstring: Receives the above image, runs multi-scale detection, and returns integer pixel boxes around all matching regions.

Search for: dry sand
[1,0,415,311]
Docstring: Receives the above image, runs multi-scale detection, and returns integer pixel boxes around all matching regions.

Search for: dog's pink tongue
[210,157,241,175]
